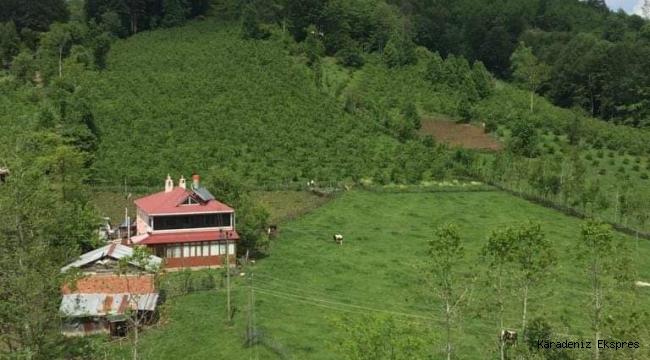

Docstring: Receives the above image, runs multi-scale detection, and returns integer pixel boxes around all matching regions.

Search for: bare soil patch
[420,119,501,151]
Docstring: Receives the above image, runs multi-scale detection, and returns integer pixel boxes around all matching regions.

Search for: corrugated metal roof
[60,293,159,317]
[61,244,162,273]
[193,187,215,202]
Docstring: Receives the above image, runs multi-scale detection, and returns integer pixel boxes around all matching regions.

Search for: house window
[228,241,235,255]
[210,241,219,256]
[183,244,190,257]
[166,244,182,258]
[190,242,200,257]
[202,243,210,257]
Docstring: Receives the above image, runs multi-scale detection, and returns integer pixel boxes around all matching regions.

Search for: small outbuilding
[60,243,162,337]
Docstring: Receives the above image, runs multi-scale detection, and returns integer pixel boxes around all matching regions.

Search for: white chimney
[179,175,186,189]
[165,174,173,193]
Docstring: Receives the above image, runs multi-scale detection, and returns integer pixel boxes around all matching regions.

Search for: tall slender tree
[510,42,549,113]
[577,219,632,360]
[424,222,468,360]
[511,221,556,339]
[482,226,517,360]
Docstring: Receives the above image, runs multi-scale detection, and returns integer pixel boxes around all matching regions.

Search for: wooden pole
[225,230,232,325]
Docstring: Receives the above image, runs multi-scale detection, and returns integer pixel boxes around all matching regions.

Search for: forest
[1,0,650,359]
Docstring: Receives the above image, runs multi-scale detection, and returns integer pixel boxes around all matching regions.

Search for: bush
[609,159,616,165]
[622,158,630,165]
[337,41,365,68]
[585,153,593,160]
[607,151,615,158]
[618,166,626,173]
[641,172,649,180]
[596,150,604,158]
[547,146,555,155]
[635,157,641,164]
[484,121,498,133]
[599,168,607,175]
[591,160,599,167]
[632,164,640,172]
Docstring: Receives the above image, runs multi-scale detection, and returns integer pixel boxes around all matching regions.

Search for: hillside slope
[83,20,455,186]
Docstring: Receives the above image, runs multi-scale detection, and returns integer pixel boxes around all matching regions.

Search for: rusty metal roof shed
[60,293,159,317]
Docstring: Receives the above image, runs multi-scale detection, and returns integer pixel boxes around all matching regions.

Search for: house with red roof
[131,173,239,269]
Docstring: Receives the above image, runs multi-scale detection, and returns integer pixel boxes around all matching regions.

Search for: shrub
[596,150,604,158]
[622,158,630,165]
[484,121,498,133]
[618,166,626,173]
[607,151,615,158]
[641,172,649,180]
[632,164,640,172]
[609,159,616,165]
[599,168,607,175]
[547,146,555,155]
[585,153,593,160]
[591,160,599,167]
[635,157,641,164]
[337,41,365,68]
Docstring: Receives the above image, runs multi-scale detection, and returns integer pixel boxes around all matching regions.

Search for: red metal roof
[134,187,234,215]
[137,230,240,245]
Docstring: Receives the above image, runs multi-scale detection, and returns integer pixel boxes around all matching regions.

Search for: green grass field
[109,190,650,359]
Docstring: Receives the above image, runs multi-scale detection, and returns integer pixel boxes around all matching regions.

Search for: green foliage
[0,21,19,65]
[241,3,270,40]
[383,30,417,68]
[510,42,550,113]
[79,21,468,186]
[423,52,443,83]
[0,131,100,359]
[207,167,269,257]
[0,0,70,32]
[508,120,539,157]
[336,40,365,68]
[330,314,430,360]
[304,24,325,64]
[9,49,36,82]
[471,60,493,99]
[162,0,189,28]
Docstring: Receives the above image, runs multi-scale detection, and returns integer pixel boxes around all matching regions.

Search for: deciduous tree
[510,42,549,113]
[424,222,468,360]
[577,219,633,360]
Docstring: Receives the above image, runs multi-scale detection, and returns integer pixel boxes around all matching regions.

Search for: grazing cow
[333,234,343,245]
[500,330,517,343]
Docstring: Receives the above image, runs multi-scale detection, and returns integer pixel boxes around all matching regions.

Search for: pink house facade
[132,174,239,269]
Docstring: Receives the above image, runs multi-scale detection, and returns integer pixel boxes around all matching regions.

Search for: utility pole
[223,229,232,325]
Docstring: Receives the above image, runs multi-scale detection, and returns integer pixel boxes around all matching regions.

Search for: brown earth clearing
[420,118,501,151]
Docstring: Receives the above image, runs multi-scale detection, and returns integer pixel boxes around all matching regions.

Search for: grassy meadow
[108,190,650,359]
